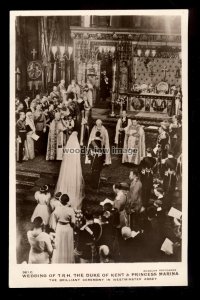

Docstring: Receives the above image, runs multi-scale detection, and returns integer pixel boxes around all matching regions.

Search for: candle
[16,67,21,91]
[112,63,116,92]
[134,57,138,79]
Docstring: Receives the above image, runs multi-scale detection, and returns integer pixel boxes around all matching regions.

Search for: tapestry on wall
[132,57,181,87]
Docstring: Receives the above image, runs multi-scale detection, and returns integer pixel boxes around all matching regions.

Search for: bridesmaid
[27,217,53,264]
[49,192,62,231]
[52,194,75,263]
[31,185,51,226]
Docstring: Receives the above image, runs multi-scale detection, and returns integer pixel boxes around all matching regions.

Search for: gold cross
[162,65,168,80]
[31,49,37,60]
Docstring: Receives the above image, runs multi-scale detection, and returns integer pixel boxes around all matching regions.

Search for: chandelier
[137,48,156,58]
[51,45,73,61]
[98,45,116,59]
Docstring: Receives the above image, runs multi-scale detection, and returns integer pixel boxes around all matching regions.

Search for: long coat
[126,178,143,214]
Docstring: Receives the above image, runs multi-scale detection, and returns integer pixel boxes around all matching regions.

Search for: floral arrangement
[115,96,128,107]
[131,83,156,94]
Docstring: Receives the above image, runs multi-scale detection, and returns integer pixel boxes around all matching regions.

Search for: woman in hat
[27,217,53,264]
[31,185,51,226]
[51,194,75,263]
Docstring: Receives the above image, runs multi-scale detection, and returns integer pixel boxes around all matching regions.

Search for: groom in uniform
[87,131,106,189]
[86,119,111,165]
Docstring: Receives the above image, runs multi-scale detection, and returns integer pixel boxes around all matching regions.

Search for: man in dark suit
[75,211,102,263]
[157,124,170,159]
[142,206,165,261]
[100,71,110,102]
[97,211,116,259]
[119,226,144,262]
[22,96,31,111]
[87,131,106,189]
[125,169,143,230]
[140,147,157,207]
[163,151,177,193]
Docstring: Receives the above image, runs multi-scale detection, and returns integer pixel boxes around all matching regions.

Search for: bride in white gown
[55,131,85,209]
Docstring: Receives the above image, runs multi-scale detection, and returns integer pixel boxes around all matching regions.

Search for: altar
[118,92,175,116]
[70,26,181,123]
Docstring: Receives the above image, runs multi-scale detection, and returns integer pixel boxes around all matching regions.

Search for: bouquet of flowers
[74,209,84,229]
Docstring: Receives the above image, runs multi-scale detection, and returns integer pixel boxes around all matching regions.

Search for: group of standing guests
[27,163,181,264]
[114,110,182,201]
[16,79,94,163]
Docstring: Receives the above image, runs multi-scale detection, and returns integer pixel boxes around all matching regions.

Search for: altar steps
[91,108,171,130]
[16,169,116,205]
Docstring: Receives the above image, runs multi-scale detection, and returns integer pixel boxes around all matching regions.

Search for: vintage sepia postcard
[9,9,188,287]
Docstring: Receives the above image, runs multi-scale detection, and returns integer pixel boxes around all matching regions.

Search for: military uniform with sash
[16,119,27,162]
[163,156,177,195]
[75,220,102,263]
[140,156,156,206]
[88,138,106,189]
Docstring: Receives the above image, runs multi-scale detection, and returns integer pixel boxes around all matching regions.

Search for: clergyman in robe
[58,79,67,102]
[46,112,66,160]
[115,110,131,149]
[122,119,146,165]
